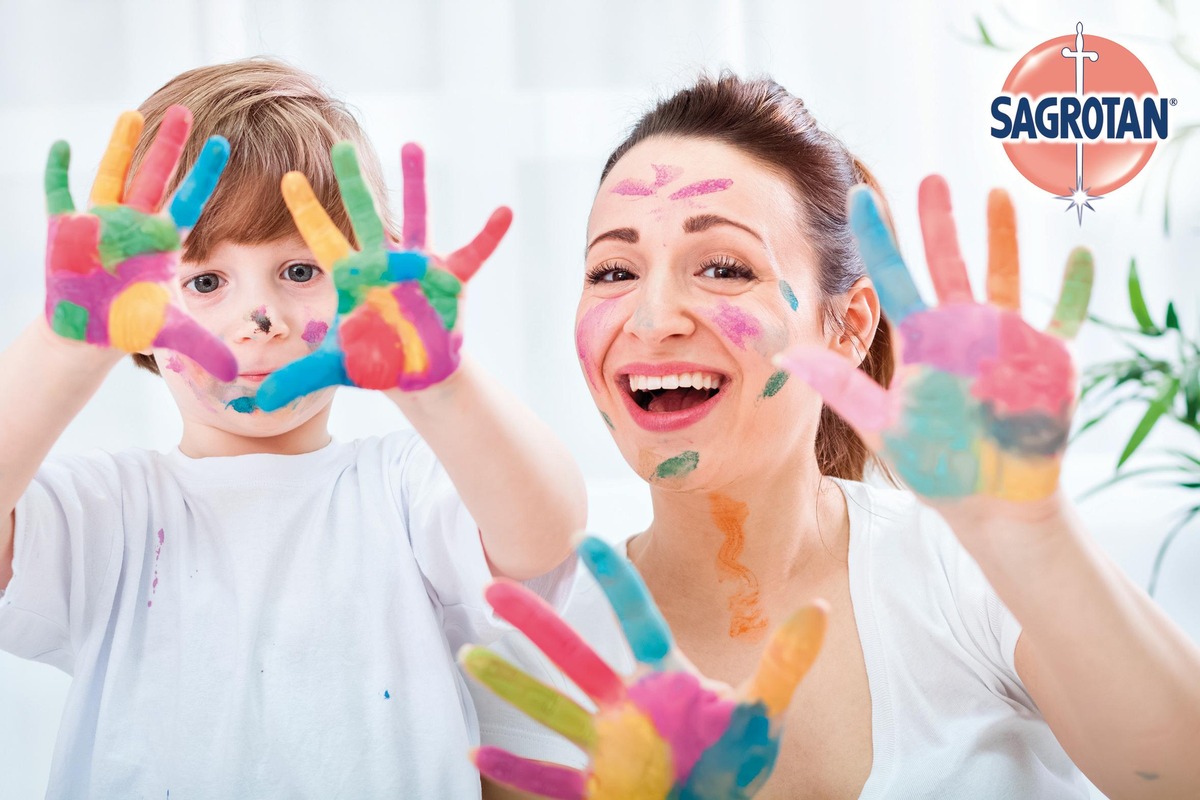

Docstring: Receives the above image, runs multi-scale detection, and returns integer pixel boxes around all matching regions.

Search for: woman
[469,74,1200,798]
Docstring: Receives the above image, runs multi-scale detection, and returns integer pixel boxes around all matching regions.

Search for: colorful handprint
[461,536,828,799]
[776,176,1094,502]
[255,142,511,410]
[44,105,236,380]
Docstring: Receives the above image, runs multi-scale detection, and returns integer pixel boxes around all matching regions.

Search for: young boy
[0,59,586,797]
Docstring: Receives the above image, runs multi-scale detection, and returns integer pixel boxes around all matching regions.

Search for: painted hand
[461,536,828,800]
[44,106,236,379]
[776,176,1094,502]
[256,142,511,410]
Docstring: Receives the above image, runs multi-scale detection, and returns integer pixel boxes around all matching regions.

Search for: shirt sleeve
[393,432,575,652]
[0,451,124,673]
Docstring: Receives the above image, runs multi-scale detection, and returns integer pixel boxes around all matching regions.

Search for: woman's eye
[285,263,318,283]
[586,265,637,284]
[187,274,223,294]
[699,258,755,280]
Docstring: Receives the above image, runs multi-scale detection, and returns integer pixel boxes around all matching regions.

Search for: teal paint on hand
[778,280,798,311]
[760,371,789,398]
[882,370,979,497]
[655,451,699,479]
[226,396,258,414]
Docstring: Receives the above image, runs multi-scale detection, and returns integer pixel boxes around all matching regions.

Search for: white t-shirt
[0,431,568,799]
[468,479,1092,798]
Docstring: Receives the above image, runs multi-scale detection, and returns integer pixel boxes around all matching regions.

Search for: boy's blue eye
[188,273,222,294]
[286,263,317,283]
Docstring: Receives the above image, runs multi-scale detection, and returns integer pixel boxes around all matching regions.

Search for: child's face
[152,235,339,439]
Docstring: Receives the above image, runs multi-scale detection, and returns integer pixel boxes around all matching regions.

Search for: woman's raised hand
[44,105,236,379]
[777,176,1093,503]
[256,142,510,410]
[461,536,828,799]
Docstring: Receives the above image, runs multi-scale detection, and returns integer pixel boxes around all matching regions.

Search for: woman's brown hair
[127,58,393,375]
[601,73,896,482]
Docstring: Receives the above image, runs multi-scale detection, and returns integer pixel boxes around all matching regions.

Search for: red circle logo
[993,23,1168,220]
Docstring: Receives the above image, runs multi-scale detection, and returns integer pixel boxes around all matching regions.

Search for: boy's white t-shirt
[0,430,568,799]
[469,479,1092,798]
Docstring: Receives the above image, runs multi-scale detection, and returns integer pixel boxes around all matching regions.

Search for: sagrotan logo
[990,22,1175,224]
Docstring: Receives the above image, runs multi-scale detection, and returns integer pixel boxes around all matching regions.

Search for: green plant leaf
[1127,259,1161,335]
[1182,361,1200,424]
[974,16,998,47]
[1117,376,1181,467]
[1165,302,1180,331]
[1149,502,1200,598]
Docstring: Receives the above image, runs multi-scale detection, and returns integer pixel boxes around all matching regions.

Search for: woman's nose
[622,274,695,343]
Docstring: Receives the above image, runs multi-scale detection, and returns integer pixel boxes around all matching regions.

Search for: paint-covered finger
[577,535,673,669]
[281,171,353,269]
[740,601,829,717]
[443,206,512,282]
[986,189,1020,312]
[849,186,926,324]
[401,142,427,250]
[460,646,598,750]
[170,136,230,230]
[918,175,973,305]
[485,580,626,708]
[472,747,586,800]
[256,347,350,411]
[154,304,238,381]
[774,345,895,437]
[89,111,144,207]
[45,141,75,214]
[1046,247,1093,340]
[126,105,191,213]
[331,141,385,252]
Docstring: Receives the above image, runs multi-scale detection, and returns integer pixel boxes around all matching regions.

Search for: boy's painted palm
[461,536,828,800]
[257,142,511,410]
[777,176,1094,502]
[44,105,235,380]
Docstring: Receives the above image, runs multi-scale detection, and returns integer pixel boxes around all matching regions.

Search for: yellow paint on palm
[109,282,169,352]
[587,705,673,800]
[365,287,429,376]
[280,172,352,269]
[977,440,1061,501]
[90,111,143,207]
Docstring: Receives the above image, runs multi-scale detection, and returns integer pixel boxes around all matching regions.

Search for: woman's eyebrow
[683,214,763,243]
[586,227,639,253]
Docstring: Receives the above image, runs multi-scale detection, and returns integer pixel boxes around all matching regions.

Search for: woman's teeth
[627,372,723,391]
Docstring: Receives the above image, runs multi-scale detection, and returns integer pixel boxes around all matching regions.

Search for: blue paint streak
[387,250,428,282]
[778,280,798,311]
[678,702,778,799]
[578,535,672,667]
[256,346,350,411]
[170,137,229,229]
[848,186,926,324]
[383,690,390,699]
[225,396,257,414]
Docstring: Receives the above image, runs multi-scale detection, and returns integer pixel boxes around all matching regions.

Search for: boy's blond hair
[128,57,393,375]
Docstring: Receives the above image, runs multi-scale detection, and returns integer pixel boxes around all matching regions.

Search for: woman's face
[578,136,854,491]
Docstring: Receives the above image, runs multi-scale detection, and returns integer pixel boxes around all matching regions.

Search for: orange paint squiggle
[708,493,768,639]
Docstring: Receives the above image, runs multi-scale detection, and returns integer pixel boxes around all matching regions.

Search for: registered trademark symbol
[1170,98,1178,106]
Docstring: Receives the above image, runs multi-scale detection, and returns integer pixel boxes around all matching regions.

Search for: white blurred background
[1,0,1197,796]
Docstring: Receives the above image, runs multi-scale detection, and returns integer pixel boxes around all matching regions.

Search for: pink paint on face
[610,163,684,196]
[669,178,733,200]
[302,320,329,344]
[706,302,762,349]
[165,355,184,373]
[576,298,622,390]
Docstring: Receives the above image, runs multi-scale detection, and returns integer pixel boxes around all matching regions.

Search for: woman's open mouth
[617,366,727,432]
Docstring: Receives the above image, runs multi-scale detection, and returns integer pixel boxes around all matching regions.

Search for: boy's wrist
[34,316,126,375]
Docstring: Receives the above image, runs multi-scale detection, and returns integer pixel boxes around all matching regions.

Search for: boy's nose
[237,304,290,342]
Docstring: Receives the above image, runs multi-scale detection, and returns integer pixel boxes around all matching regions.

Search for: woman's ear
[834,276,881,366]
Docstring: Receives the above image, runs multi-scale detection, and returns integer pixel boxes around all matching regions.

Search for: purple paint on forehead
[611,179,656,196]
[669,179,733,201]
[302,320,329,344]
[652,164,682,188]
[707,302,762,349]
[611,164,684,197]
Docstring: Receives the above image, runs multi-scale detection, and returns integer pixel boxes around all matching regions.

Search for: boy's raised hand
[776,176,1093,504]
[461,536,828,799]
[257,142,510,410]
[44,105,236,380]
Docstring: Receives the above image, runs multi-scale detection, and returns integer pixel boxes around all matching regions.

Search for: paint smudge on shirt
[708,494,767,639]
[669,179,733,201]
[302,319,329,345]
[384,690,391,699]
[148,528,164,607]
[654,451,699,480]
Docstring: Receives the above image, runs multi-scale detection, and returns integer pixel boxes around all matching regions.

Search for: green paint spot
[779,280,798,311]
[654,451,699,479]
[420,268,462,330]
[93,205,180,271]
[1048,247,1093,339]
[760,370,789,398]
[45,141,75,215]
[51,300,89,341]
[331,142,385,251]
[600,412,614,430]
[335,250,390,314]
[226,397,257,414]
[883,370,979,497]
